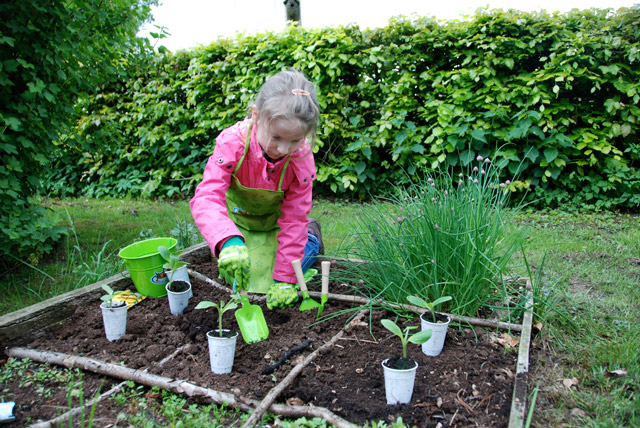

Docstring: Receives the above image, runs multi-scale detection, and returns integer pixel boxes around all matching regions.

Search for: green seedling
[158,245,189,288]
[195,297,239,337]
[407,295,452,323]
[381,319,432,359]
[100,284,129,308]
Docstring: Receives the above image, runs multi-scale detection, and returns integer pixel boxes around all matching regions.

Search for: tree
[284,0,301,26]
[0,0,158,261]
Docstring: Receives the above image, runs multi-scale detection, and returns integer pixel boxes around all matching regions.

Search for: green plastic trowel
[233,279,269,344]
[292,259,320,311]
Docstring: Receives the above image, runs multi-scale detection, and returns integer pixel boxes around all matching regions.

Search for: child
[190,68,323,309]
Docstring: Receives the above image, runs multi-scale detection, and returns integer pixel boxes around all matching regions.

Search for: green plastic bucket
[118,237,178,297]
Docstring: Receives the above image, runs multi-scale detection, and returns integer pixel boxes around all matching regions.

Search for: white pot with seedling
[158,245,191,314]
[195,297,239,374]
[380,318,432,405]
[99,284,130,341]
[407,295,452,356]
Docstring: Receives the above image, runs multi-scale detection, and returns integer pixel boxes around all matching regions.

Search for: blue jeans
[301,233,320,272]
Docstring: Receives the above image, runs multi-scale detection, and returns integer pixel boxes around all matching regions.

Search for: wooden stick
[7,346,254,412]
[25,344,193,428]
[307,291,523,332]
[189,269,521,332]
[241,310,367,428]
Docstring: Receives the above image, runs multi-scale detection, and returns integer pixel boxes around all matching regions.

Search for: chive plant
[336,156,527,317]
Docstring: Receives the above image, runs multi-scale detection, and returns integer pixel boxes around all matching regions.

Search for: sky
[137,0,638,52]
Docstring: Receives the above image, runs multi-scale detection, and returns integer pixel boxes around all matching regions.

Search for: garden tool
[317,261,330,318]
[233,279,269,344]
[292,259,320,311]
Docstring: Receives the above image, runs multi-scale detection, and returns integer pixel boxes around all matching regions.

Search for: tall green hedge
[0,0,158,259]
[46,6,640,209]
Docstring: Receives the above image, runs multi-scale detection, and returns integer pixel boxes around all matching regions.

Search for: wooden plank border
[0,242,212,355]
[508,284,535,428]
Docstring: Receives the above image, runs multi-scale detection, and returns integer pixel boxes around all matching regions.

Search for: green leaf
[158,245,171,262]
[381,319,402,338]
[459,150,475,166]
[395,130,408,145]
[195,301,217,310]
[407,295,428,308]
[543,147,558,162]
[524,146,539,162]
[409,329,433,345]
[410,144,424,154]
[470,129,487,143]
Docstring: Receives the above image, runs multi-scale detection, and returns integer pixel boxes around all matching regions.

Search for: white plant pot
[166,266,192,297]
[207,329,238,374]
[166,282,191,315]
[420,313,451,356]
[100,301,128,342]
[382,358,418,405]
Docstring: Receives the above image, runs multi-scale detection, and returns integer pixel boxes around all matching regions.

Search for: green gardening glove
[218,237,250,291]
[266,282,299,309]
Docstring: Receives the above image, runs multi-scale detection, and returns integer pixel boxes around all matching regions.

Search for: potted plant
[195,297,239,374]
[158,245,191,314]
[99,284,130,341]
[407,295,452,356]
[380,318,432,405]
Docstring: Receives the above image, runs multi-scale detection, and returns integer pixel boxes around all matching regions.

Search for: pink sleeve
[190,125,245,257]
[272,151,316,283]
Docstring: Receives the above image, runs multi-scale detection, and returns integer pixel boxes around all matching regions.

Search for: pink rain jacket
[190,119,316,284]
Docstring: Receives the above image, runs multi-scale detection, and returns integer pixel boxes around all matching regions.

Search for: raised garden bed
[0,243,534,427]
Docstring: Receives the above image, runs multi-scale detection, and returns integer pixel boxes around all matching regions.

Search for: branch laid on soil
[242,310,368,428]
[189,270,267,301]
[7,347,255,413]
[312,292,523,332]
[22,344,193,428]
[6,346,358,428]
[190,269,521,331]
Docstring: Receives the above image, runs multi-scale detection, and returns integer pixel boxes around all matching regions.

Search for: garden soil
[2,261,529,427]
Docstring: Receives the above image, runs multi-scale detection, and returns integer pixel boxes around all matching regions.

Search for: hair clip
[291,88,310,96]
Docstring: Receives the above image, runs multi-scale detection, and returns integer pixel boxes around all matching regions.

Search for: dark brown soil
[2,262,525,427]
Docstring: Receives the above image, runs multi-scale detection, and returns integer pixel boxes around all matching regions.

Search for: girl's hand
[266,282,299,309]
[218,245,250,290]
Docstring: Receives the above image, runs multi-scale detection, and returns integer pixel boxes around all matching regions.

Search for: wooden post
[284,0,301,26]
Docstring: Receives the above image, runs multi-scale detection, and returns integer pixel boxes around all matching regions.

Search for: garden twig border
[242,310,366,428]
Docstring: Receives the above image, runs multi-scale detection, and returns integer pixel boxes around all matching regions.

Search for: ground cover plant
[1,198,638,426]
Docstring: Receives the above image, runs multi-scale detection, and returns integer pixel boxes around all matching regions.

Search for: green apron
[225,123,291,294]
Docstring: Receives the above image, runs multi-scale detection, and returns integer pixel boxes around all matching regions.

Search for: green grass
[1,198,639,427]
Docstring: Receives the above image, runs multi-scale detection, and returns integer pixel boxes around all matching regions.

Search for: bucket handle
[120,261,130,279]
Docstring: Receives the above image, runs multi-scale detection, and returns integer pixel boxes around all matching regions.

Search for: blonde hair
[251,69,320,149]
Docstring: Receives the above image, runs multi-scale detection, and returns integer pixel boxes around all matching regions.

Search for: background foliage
[44,7,640,210]
[1,0,158,259]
